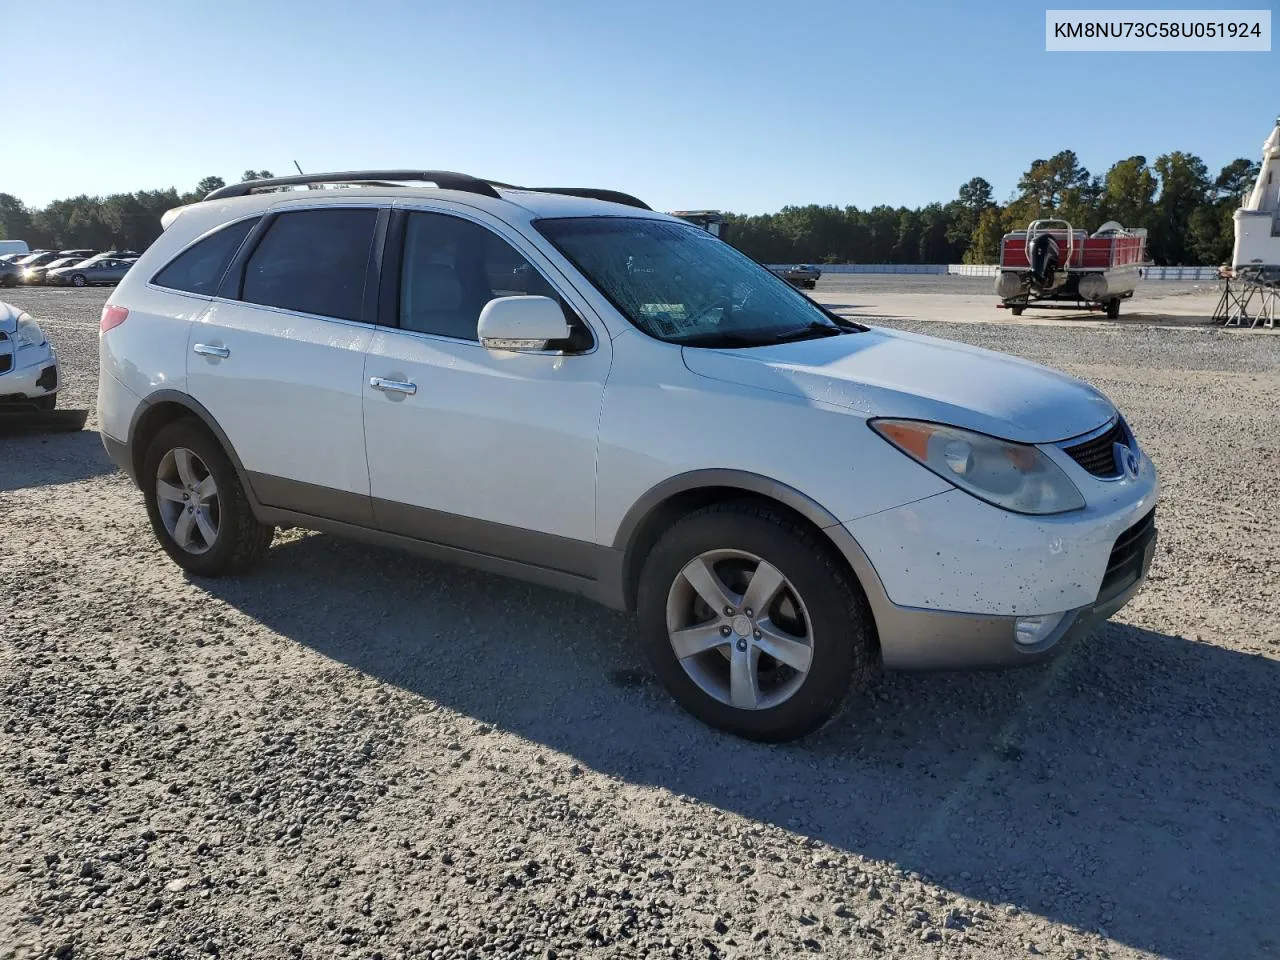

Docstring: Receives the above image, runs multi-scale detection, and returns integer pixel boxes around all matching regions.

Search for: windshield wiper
[679,323,849,349]
[762,322,846,344]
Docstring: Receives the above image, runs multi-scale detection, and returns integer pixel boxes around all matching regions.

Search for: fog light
[1014,611,1068,647]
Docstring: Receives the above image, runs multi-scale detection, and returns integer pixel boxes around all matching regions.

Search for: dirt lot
[2,283,1278,960]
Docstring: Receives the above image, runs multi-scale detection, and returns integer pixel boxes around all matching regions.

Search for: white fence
[770,263,1221,282]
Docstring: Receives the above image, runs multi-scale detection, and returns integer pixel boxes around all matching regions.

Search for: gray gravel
[2,286,1278,960]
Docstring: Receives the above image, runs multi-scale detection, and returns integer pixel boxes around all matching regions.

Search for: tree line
[0,153,1261,266]
[0,172,272,255]
[724,150,1258,266]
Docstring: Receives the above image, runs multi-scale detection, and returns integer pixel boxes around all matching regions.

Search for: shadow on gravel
[205,533,1280,960]
[0,430,116,491]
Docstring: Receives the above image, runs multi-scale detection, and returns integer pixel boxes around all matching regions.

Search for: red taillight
[100,305,128,333]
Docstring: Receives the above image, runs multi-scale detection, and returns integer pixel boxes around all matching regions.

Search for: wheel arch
[127,390,261,510]
[612,471,886,648]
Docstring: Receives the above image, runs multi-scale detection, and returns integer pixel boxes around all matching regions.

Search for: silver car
[770,263,822,290]
[46,257,134,287]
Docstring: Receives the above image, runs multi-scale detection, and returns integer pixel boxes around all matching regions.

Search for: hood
[681,326,1115,443]
[0,301,27,334]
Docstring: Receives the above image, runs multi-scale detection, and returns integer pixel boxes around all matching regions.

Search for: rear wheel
[142,419,274,576]
[1010,305,1025,316]
[32,394,55,411]
[1106,298,1121,319]
[71,274,87,287]
[637,501,876,741]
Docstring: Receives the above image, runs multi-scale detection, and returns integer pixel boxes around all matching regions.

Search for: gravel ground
[2,286,1278,960]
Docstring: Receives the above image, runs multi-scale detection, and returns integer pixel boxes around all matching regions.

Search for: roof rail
[521,187,651,211]
[203,171,651,211]
[486,182,651,210]
[204,170,502,201]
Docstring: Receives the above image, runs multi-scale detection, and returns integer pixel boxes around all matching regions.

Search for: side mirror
[477,295,572,352]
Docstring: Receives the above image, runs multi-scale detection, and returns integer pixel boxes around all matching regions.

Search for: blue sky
[9,0,1277,212]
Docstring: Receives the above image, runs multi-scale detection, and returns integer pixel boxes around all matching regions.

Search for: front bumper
[829,445,1159,669]
[0,343,59,401]
[828,506,1157,670]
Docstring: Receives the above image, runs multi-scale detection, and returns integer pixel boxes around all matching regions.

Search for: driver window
[399,212,559,340]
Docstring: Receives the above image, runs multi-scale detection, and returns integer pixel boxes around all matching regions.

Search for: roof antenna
[293,160,305,175]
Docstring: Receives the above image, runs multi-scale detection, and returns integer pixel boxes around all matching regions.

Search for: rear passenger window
[240,208,377,322]
[399,211,559,340]
[152,217,259,296]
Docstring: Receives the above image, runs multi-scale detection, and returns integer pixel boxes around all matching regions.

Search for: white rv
[0,240,31,258]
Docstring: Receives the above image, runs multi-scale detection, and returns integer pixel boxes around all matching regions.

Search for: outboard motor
[1029,233,1061,289]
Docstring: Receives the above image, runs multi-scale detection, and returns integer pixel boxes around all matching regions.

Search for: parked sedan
[0,261,20,287]
[46,257,133,287]
[770,263,822,289]
[12,251,63,273]
[23,256,88,285]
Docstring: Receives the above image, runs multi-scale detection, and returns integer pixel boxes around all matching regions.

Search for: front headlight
[870,419,1085,515]
[13,317,47,349]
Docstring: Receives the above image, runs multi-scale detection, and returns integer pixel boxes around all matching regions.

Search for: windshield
[536,217,859,347]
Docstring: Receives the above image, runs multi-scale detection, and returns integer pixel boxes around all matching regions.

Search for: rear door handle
[369,376,417,396]
[193,343,230,359]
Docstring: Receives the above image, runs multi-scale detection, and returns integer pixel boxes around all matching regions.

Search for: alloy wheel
[665,549,814,711]
[155,447,220,554]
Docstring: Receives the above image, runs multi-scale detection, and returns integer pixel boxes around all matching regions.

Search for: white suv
[98,171,1159,741]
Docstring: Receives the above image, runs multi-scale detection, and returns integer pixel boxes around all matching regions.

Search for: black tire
[141,419,274,576]
[637,500,876,742]
[1010,305,1025,316]
[32,394,56,411]
[71,274,87,287]
[1105,298,1121,319]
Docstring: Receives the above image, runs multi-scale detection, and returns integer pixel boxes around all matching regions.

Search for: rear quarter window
[152,217,260,296]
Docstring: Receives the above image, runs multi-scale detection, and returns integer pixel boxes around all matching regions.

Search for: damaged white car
[0,301,60,411]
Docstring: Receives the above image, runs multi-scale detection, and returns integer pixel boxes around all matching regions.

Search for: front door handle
[369,376,417,396]
[193,343,230,359]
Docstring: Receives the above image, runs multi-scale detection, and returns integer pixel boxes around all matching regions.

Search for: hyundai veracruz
[96,171,1158,741]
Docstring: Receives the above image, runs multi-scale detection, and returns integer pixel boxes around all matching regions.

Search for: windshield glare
[536,217,843,346]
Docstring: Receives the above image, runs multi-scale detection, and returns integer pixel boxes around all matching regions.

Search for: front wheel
[1010,305,1025,316]
[637,501,876,741]
[1106,298,1121,319]
[142,419,274,576]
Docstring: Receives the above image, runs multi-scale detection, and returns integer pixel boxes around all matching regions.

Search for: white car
[1,301,60,410]
[97,170,1159,741]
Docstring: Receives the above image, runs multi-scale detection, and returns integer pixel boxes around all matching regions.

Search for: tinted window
[241,208,377,322]
[399,211,559,340]
[153,217,258,296]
